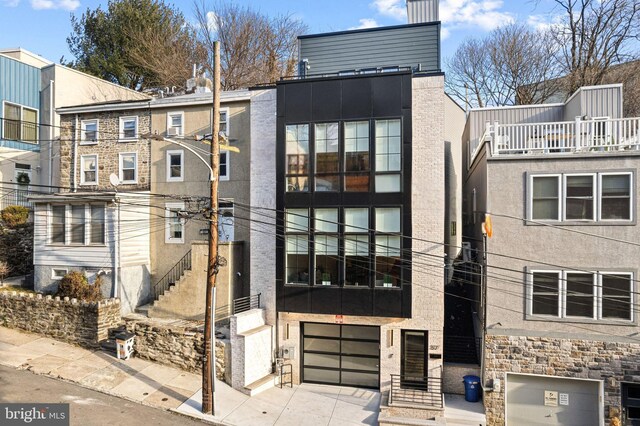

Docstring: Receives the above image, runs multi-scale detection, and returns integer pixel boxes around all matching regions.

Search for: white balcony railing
[470,117,640,164]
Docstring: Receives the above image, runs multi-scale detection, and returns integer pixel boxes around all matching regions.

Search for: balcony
[470,116,640,163]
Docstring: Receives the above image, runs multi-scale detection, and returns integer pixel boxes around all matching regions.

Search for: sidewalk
[0,326,381,425]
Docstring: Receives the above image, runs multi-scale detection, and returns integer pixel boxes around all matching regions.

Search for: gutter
[113,198,120,299]
[72,114,78,192]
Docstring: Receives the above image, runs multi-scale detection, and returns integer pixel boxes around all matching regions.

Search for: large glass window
[531,272,560,316]
[565,175,594,220]
[70,205,85,244]
[600,174,631,220]
[315,123,339,191]
[49,204,106,246]
[3,103,37,143]
[315,209,338,286]
[51,205,66,244]
[531,176,559,220]
[286,125,309,192]
[344,121,370,192]
[375,208,401,287]
[286,209,309,285]
[344,208,369,287]
[375,119,401,192]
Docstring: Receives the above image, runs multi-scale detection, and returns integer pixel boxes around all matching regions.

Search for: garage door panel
[341,371,379,388]
[342,340,379,356]
[304,368,340,384]
[342,325,379,340]
[342,356,378,371]
[304,353,340,369]
[304,337,340,353]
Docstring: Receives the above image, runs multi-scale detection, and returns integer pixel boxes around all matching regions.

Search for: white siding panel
[118,194,150,267]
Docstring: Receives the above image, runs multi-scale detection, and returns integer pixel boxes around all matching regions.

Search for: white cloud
[441,27,451,39]
[440,0,514,32]
[2,0,20,6]
[350,18,379,30]
[371,0,406,21]
[30,0,79,11]
[206,11,219,32]
[527,14,563,32]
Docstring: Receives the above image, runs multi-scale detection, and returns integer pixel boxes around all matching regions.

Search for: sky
[0,0,560,65]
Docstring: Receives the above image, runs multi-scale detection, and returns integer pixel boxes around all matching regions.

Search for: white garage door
[506,374,602,426]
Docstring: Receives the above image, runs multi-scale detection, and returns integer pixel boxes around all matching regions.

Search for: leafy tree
[66,0,204,90]
[0,206,33,277]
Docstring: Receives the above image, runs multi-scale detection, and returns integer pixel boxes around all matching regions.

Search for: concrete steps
[242,373,277,396]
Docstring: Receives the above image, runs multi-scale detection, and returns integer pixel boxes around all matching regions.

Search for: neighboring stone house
[463,83,640,425]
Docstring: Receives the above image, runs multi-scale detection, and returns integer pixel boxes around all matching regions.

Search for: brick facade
[59,110,151,191]
[484,333,639,425]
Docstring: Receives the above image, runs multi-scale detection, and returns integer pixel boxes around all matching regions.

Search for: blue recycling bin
[463,375,481,402]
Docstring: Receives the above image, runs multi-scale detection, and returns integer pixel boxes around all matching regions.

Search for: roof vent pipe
[406,0,439,24]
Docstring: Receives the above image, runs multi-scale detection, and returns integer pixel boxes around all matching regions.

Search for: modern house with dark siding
[253,0,466,421]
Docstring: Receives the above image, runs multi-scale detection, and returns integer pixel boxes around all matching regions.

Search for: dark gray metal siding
[299,24,440,75]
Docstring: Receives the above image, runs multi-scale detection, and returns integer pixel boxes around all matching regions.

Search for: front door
[401,330,428,389]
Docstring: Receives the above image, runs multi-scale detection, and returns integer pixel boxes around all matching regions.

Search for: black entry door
[301,322,380,388]
[401,330,428,389]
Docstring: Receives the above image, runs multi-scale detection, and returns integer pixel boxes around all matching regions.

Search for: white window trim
[598,172,633,222]
[119,116,138,141]
[80,154,99,185]
[166,150,184,182]
[48,204,67,245]
[528,270,634,322]
[219,151,230,181]
[80,119,99,145]
[563,173,596,221]
[119,152,138,184]
[51,268,68,279]
[166,111,184,137]
[220,107,230,136]
[47,203,106,247]
[165,202,185,244]
[2,100,39,144]
[528,174,562,221]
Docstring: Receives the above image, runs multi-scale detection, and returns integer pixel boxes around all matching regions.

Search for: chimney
[406,0,439,24]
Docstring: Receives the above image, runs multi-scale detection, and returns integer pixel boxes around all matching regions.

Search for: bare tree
[552,0,640,95]
[0,261,10,286]
[193,0,307,90]
[446,23,562,108]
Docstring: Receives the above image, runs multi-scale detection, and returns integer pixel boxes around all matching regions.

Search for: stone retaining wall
[121,317,226,380]
[0,291,120,348]
[484,334,640,425]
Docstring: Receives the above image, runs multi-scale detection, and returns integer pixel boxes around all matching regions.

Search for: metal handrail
[389,370,443,408]
[232,293,261,315]
[153,249,192,299]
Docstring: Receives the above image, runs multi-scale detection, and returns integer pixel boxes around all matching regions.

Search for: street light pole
[202,40,221,415]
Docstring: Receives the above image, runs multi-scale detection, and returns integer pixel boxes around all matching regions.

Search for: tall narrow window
[531,176,560,220]
[81,120,99,144]
[70,205,85,244]
[51,205,65,244]
[344,121,370,192]
[119,116,138,140]
[220,109,229,134]
[285,209,309,285]
[220,151,229,180]
[315,123,339,191]
[531,272,560,316]
[315,209,338,286]
[81,155,98,185]
[3,103,20,140]
[345,208,370,287]
[565,273,595,318]
[166,150,183,182]
[90,205,105,244]
[165,203,185,243]
[375,207,401,287]
[119,153,137,183]
[601,274,632,320]
[600,174,631,220]
[286,125,309,192]
[22,107,37,143]
[218,201,234,242]
[565,175,594,220]
[375,119,401,192]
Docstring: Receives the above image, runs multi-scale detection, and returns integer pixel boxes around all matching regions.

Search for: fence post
[492,121,499,156]
[574,116,581,150]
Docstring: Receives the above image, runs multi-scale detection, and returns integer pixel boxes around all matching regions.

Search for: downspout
[113,199,120,299]
[72,114,79,192]
[48,80,54,192]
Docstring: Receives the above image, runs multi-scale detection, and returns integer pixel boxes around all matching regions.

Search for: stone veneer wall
[59,110,152,191]
[121,316,226,380]
[484,334,640,425]
[0,291,120,348]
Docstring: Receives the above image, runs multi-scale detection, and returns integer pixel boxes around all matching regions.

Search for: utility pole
[202,40,221,415]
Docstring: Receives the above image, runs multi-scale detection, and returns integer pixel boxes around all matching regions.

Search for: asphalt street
[0,365,206,425]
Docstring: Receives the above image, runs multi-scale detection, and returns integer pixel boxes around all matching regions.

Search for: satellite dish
[109,174,120,187]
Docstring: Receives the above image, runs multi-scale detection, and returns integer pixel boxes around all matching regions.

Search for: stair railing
[154,249,192,299]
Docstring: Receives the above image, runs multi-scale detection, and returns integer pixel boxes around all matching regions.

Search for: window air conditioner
[167,127,179,136]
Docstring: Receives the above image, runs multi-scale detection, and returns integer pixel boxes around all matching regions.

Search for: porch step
[242,373,277,396]
[134,304,152,316]
[378,414,444,426]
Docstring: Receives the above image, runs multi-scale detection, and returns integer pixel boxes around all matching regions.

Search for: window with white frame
[3,102,38,143]
[218,201,234,242]
[119,116,138,140]
[529,172,633,222]
[81,155,98,185]
[528,270,633,321]
[166,150,183,182]
[165,203,185,243]
[220,151,229,181]
[220,109,229,135]
[52,268,68,279]
[167,112,183,137]
[48,204,106,246]
[81,119,99,144]
[119,152,137,183]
